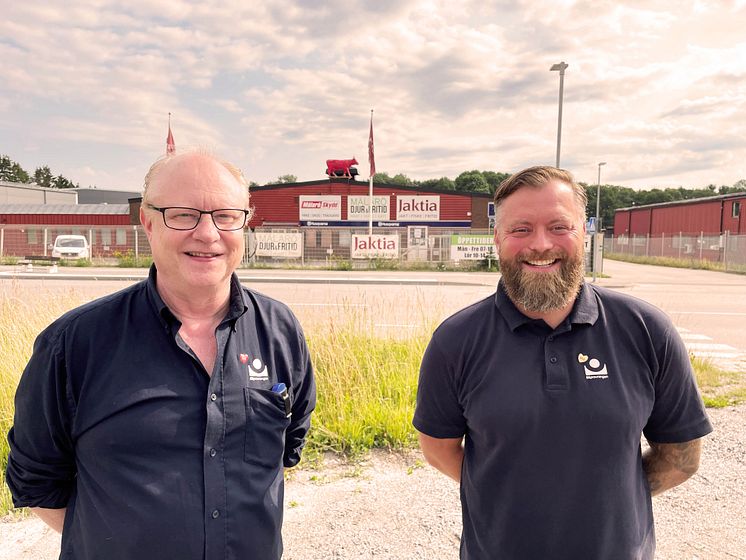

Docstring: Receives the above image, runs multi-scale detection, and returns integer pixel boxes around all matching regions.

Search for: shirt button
[210,393,217,401]
[212,509,220,519]
[550,356,558,364]
[548,336,554,342]
[210,448,217,457]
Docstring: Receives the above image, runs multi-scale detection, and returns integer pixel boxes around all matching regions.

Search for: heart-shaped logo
[239,354,249,364]
[577,353,589,363]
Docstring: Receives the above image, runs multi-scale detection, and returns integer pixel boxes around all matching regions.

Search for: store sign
[450,234,495,260]
[351,234,400,259]
[347,195,390,221]
[299,195,342,220]
[255,232,303,258]
[396,196,440,221]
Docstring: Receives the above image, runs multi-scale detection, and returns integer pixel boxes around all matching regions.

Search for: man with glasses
[6,149,316,560]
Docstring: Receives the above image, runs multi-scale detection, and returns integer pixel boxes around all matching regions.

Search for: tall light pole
[592,161,606,282]
[550,61,568,168]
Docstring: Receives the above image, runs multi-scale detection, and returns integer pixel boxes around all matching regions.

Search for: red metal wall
[247,181,475,226]
[650,201,721,234]
[0,214,130,225]
[614,210,632,235]
[628,209,652,235]
[722,196,746,234]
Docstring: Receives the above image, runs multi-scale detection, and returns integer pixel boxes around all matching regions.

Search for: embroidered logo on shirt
[247,357,269,381]
[578,353,608,380]
[239,353,249,364]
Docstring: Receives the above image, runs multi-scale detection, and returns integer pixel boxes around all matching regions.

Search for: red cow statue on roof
[326,157,359,178]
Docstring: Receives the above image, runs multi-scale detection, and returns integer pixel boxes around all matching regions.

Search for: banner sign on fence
[347,195,390,221]
[255,232,303,258]
[396,195,440,221]
[299,195,342,221]
[351,234,400,259]
[450,234,495,260]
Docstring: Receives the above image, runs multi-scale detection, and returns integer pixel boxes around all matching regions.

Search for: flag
[368,112,375,178]
[166,124,175,155]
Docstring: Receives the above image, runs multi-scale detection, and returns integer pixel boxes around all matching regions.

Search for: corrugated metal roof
[0,204,130,214]
[616,191,746,212]
[0,180,67,192]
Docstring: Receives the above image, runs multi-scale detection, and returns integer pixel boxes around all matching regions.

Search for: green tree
[275,174,297,184]
[482,171,510,193]
[33,165,53,188]
[372,172,413,186]
[0,155,31,183]
[455,170,489,193]
[418,177,455,191]
[52,175,78,189]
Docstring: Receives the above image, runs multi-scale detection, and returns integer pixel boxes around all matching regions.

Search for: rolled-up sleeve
[6,327,77,509]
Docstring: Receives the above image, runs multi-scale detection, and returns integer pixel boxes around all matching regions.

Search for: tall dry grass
[0,284,85,515]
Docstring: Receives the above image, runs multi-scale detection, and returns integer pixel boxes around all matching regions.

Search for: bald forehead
[146,153,249,204]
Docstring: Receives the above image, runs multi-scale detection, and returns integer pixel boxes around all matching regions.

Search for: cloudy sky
[2,0,745,192]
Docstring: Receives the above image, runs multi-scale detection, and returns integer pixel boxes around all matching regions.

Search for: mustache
[517,250,567,263]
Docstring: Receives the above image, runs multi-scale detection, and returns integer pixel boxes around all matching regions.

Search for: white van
[51,235,90,259]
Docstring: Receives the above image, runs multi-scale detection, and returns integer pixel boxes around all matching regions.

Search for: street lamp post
[550,61,568,168]
[592,161,606,282]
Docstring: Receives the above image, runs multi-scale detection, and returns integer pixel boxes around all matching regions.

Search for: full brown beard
[499,247,585,313]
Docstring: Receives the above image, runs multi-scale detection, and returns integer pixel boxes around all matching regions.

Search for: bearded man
[413,166,712,560]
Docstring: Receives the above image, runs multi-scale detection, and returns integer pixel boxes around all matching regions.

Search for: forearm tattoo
[643,439,701,496]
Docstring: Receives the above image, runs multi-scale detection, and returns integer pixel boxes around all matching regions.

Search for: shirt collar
[146,265,249,329]
[494,279,598,332]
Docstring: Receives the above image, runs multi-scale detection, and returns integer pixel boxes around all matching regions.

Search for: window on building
[733,202,741,218]
[116,229,127,245]
[101,229,112,246]
[27,229,38,244]
[305,230,317,248]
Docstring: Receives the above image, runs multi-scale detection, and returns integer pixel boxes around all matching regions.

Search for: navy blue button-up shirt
[7,267,316,559]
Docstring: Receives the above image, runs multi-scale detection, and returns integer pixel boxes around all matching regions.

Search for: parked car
[51,235,90,259]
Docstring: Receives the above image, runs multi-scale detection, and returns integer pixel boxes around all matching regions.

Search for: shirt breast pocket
[244,387,291,467]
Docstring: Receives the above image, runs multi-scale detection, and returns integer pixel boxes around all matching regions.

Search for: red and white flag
[368,112,376,178]
[166,113,175,155]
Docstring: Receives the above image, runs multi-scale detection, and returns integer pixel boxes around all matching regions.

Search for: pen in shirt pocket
[271,383,292,418]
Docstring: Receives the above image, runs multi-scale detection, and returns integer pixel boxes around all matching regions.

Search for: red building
[613,193,746,236]
[246,178,493,229]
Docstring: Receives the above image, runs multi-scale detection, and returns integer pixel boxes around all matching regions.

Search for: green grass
[1,289,743,516]
[607,252,746,274]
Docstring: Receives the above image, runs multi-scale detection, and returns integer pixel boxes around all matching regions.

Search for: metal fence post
[645,234,650,257]
[134,226,139,260]
[0,228,4,257]
[44,228,48,257]
[678,232,682,259]
[661,232,665,257]
[699,231,703,260]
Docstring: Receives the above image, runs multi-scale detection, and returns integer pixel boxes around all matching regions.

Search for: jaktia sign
[351,234,400,259]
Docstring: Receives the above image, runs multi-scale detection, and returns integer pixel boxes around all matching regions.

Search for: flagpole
[368,109,374,236]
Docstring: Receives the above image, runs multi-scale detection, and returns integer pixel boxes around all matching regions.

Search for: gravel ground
[2,405,744,560]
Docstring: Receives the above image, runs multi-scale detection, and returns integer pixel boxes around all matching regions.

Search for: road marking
[678,333,712,341]
[676,327,744,362]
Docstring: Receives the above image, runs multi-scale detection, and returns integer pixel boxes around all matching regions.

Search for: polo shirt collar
[494,279,598,332]
[145,265,249,329]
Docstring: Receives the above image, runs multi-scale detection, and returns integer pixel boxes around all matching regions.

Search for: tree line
[372,169,746,229]
[3,154,744,228]
[1,155,80,189]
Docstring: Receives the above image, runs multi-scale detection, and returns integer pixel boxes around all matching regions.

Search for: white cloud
[0,0,744,189]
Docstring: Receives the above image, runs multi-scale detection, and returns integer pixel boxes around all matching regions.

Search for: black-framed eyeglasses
[147,204,249,231]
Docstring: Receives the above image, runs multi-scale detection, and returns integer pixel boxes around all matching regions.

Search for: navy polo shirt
[6,267,316,560]
[414,280,712,560]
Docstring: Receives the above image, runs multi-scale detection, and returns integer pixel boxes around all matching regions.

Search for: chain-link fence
[0,225,499,269]
[605,232,746,271]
